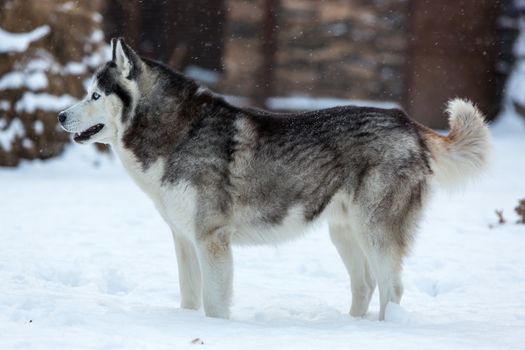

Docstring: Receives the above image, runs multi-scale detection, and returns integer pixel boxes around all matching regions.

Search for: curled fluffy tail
[421,98,491,189]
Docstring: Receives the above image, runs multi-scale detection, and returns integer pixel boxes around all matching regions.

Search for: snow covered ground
[0,116,524,350]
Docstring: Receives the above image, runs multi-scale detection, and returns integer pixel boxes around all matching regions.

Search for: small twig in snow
[495,210,506,225]
[191,338,204,345]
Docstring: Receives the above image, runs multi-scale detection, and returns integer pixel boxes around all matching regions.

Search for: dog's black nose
[58,112,67,123]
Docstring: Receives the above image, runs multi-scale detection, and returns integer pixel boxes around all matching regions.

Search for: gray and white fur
[58,38,491,320]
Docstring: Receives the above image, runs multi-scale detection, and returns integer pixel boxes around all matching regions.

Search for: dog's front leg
[195,230,233,319]
[172,232,202,310]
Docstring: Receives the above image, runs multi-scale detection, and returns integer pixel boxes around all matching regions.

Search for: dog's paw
[384,302,411,323]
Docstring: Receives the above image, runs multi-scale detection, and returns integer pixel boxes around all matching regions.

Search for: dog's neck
[114,70,237,174]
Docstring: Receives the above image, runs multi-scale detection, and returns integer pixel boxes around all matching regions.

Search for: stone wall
[220,0,409,103]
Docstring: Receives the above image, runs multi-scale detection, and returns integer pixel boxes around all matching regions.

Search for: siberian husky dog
[58,38,491,320]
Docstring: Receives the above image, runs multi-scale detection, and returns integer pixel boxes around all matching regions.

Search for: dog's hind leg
[360,179,426,320]
[173,232,202,310]
[359,227,405,321]
[329,224,376,317]
[195,230,233,319]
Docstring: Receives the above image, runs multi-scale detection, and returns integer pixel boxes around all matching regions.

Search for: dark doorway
[405,0,500,128]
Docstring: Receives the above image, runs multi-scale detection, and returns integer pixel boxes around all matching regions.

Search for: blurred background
[0,0,524,166]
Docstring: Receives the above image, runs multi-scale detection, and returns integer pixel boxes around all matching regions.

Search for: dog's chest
[117,148,165,199]
[115,147,198,235]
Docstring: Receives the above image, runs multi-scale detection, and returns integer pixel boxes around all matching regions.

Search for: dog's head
[58,38,142,144]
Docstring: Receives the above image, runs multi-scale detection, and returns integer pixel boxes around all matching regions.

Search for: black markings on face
[113,85,132,121]
[95,63,132,121]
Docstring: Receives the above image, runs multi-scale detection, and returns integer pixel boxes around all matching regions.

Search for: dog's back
[229,105,432,226]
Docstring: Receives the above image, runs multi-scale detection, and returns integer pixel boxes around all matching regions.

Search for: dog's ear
[111,37,140,79]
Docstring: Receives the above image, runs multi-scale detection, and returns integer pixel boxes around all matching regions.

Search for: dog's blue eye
[92,92,101,101]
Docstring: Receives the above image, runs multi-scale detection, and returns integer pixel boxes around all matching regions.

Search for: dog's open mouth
[73,124,104,142]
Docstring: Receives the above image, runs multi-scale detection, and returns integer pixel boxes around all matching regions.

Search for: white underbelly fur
[231,205,314,245]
